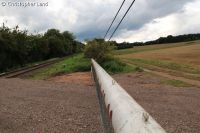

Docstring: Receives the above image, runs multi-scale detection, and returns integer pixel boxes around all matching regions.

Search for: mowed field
[115,40,200,86]
[114,41,200,132]
[118,41,200,66]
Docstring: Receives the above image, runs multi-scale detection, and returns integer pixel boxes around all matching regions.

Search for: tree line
[0,24,84,72]
[114,33,200,49]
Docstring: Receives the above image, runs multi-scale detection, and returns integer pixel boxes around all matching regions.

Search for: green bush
[102,59,125,73]
[84,39,115,63]
[73,60,91,72]
[0,24,84,73]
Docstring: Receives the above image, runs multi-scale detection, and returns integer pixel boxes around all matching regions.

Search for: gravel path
[1,71,200,133]
[113,72,200,133]
[0,77,102,133]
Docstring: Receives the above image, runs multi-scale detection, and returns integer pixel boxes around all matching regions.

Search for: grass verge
[31,54,91,79]
[126,58,200,74]
[31,54,139,80]
[101,58,138,74]
[161,79,193,87]
[120,57,200,82]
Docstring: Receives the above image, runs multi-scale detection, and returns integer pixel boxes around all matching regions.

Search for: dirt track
[113,72,200,133]
[0,76,102,133]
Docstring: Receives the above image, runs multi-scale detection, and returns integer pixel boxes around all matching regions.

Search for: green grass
[127,58,200,74]
[31,54,139,80]
[31,54,91,79]
[114,40,199,55]
[102,58,138,74]
[161,79,193,87]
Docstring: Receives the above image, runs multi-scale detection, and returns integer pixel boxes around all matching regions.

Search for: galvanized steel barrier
[91,59,166,133]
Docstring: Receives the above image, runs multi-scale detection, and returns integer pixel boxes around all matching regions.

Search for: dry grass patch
[120,42,200,66]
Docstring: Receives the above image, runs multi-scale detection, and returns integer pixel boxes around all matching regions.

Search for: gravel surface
[113,72,200,133]
[1,71,200,133]
[0,77,102,133]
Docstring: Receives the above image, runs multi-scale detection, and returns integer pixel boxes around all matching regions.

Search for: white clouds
[115,0,200,42]
[115,15,179,42]
[0,15,18,27]
[0,0,199,41]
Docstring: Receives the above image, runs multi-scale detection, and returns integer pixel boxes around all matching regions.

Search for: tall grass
[31,54,138,79]
[31,54,91,79]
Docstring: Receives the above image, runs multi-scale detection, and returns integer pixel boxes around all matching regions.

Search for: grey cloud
[116,0,194,30]
[0,0,197,41]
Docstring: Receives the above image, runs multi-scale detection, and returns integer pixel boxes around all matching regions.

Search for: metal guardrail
[91,59,166,133]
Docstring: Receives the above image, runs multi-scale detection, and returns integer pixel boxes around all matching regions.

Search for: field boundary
[122,58,200,80]
[124,60,200,87]
[115,40,200,56]
[143,68,200,87]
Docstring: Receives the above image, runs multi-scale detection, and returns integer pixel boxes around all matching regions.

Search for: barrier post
[91,59,166,133]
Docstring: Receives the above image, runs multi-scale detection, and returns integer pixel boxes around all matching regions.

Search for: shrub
[102,59,125,73]
[84,39,115,63]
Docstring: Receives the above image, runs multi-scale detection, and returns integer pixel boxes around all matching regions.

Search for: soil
[49,72,200,132]
[1,71,200,133]
[0,74,102,133]
[48,72,93,86]
[113,72,200,133]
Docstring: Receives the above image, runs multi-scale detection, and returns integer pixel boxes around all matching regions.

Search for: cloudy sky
[0,0,200,42]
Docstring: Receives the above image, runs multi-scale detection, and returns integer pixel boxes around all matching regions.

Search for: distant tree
[27,36,49,61]
[44,29,63,39]
[75,41,85,53]
[84,39,115,63]
[62,31,75,54]
[0,24,81,72]
[62,31,75,41]
[113,33,200,50]
[47,36,65,57]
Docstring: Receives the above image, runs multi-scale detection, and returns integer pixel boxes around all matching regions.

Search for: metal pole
[91,59,166,133]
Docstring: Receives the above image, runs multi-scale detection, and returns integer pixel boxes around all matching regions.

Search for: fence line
[91,59,166,133]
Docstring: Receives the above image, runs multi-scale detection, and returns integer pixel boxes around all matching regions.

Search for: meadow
[31,40,200,84]
[116,40,200,83]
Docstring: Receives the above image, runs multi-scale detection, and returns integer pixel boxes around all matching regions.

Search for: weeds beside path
[124,60,200,87]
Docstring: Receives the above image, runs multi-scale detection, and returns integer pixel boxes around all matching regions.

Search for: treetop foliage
[0,24,84,72]
[84,38,115,63]
[115,33,200,49]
